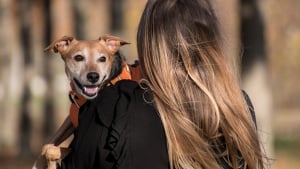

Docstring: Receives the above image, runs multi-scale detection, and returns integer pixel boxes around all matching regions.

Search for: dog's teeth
[84,87,98,95]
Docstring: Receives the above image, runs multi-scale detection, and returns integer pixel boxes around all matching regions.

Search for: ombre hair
[137,0,266,168]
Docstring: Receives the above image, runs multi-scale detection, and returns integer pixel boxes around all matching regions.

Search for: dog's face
[45,35,129,99]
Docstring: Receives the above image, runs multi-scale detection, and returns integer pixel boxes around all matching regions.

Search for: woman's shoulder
[93,80,151,126]
[114,80,141,94]
[94,80,169,168]
[112,80,154,107]
[113,80,157,119]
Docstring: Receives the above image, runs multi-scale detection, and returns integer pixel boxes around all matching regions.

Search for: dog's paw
[42,144,61,161]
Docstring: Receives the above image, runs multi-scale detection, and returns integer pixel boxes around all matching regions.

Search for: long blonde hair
[137,0,266,168]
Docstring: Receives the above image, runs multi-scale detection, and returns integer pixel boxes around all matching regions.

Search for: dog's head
[44,34,130,99]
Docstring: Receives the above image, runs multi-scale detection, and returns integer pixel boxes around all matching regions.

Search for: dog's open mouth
[73,78,100,98]
[83,85,99,96]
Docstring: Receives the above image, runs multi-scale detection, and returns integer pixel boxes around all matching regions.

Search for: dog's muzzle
[73,74,107,99]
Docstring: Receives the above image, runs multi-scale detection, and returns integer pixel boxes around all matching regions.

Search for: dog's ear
[44,36,75,53]
[99,34,130,54]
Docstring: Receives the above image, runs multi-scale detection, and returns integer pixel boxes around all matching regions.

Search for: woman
[136,0,266,168]
[60,0,266,168]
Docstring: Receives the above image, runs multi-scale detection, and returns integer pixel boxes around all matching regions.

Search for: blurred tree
[73,0,110,39]
[241,0,267,72]
[0,0,24,157]
[266,0,300,109]
[214,0,273,164]
[40,0,55,151]
[19,0,33,158]
[123,0,147,63]
[0,0,10,155]
[240,0,273,162]
[110,0,124,35]
[42,0,56,145]
[29,0,47,155]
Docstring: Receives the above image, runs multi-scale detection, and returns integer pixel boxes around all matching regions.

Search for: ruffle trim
[96,80,138,168]
[106,114,128,168]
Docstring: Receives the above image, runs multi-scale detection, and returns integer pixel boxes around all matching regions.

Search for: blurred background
[0,0,299,168]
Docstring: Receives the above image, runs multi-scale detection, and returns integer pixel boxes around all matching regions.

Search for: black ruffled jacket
[60,80,170,169]
[60,80,256,169]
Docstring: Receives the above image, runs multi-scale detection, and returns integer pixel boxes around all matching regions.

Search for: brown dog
[32,35,133,169]
[46,34,130,99]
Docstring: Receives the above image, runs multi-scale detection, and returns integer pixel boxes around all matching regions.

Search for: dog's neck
[108,52,125,81]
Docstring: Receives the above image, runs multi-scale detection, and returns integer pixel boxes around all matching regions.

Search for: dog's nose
[87,72,100,83]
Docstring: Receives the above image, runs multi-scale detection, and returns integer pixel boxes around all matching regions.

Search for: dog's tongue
[84,86,98,95]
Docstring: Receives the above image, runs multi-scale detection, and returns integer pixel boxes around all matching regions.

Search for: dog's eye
[98,56,106,62]
[74,55,84,62]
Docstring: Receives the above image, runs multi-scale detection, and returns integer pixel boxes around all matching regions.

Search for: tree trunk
[73,0,110,39]
[240,0,273,163]
[19,0,35,158]
[123,0,147,63]
[28,0,48,154]
[0,0,24,157]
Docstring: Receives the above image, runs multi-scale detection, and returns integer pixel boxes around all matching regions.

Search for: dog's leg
[49,117,74,146]
[33,117,74,169]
